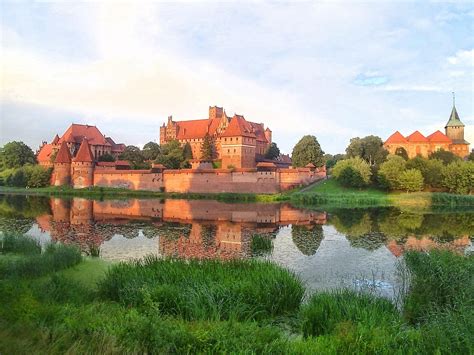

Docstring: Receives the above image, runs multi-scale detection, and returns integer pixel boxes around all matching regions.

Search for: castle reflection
[35,198,327,259]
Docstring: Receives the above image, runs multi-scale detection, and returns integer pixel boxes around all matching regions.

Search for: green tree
[345,136,388,166]
[119,145,145,169]
[142,142,161,161]
[378,155,406,190]
[395,147,409,160]
[200,134,215,160]
[468,151,474,162]
[398,169,424,192]
[291,135,325,167]
[98,153,115,162]
[407,157,444,188]
[441,161,474,194]
[0,141,37,169]
[324,153,345,169]
[429,149,460,165]
[155,140,185,169]
[332,157,372,187]
[183,142,193,160]
[264,142,280,160]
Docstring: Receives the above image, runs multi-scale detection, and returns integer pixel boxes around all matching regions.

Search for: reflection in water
[0,194,472,296]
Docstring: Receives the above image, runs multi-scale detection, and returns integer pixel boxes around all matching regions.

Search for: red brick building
[384,103,470,159]
[37,124,125,168]
[160,106,272,168]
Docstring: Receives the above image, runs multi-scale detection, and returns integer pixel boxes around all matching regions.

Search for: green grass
[251,234,274,256]
[1,232,473,354]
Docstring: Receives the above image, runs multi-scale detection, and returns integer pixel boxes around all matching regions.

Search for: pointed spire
[54,141,72,164]
[445,93,464,128]
[51,134,60,144]
[74,139,94,162]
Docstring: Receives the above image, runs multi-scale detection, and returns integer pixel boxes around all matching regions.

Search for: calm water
[1,194,472,298]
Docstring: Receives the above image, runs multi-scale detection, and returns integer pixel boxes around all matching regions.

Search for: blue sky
[1,1,473,154]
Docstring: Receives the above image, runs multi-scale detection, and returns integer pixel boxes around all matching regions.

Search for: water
[1,194,472,298]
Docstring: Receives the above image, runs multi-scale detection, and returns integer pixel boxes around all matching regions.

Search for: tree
[0,141,36,169]
[429,149,460,165]
[98,153,115,162]
[324,153,345,169]
[395,147,408,160]
[345,136,388,166]
[264,142,280,160]
[468,152,474,162]
[119,145,145,169]
[291,135,325,167]
[398,169,424,192]
[142,142,161,161]
[377,155,406,190]
[183,142,193,160]
[155,140,185,169]
[407,157,444,188]
[442,161,474,194]
[332,157,372,187]
[200,134,215,160]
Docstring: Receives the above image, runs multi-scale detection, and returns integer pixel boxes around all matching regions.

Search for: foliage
[98,257,304,321]
[182,142,193,160]
[324,153,345,169]
[155,140,186,169]
[394,147,408,160]
[119,145,145,169]
[142,142,161,161]
[441,160,474,194]
[264,142,280,159]
[0,141,37,170]
[251,234,274,256]
[377,155,406,190]
[291,135,325,167]
[429,149,460,165]
[468,151,474,162]
[97,153,115,162]
[332,157,371,187]
[406,157,444,188]
[1,233,41,255]
[398,169,424,192]
[200,134,215,160]
[4,166,52,188]
[345,135,388,166]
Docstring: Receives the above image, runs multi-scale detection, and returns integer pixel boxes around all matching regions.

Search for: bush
[441,161,473,194]
[429,149,460,165]
[332,157,371,187]
[4,165,52,188]
[98,257,304,321]
[1,233,41,255]
[377,155,406,190]
[398,169,424,192]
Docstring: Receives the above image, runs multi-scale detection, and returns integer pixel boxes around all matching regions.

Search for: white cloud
[447,49,474,66]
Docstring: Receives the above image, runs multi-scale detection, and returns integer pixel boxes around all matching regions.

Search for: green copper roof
[445,105,464,128]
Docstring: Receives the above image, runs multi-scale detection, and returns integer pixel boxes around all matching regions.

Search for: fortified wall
[51,138,326,193]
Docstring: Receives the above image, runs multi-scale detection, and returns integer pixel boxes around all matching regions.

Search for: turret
[53,141,72,186]
[72,139,94,188]
[445,93,465,142]
[264,127,272,144]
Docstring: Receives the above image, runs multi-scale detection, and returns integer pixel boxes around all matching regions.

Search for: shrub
[377,155,406,190]
[4,166,52,188]
[98,257,304,321]
[429,149,460,165]
[332,157,371,187]
[398,169,424,192]
[1,233,41,255]
[441,160,473,194]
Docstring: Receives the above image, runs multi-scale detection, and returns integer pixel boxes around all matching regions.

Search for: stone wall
[94,170,164,191]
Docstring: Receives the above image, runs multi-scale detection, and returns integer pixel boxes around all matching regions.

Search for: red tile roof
[385,131,408,144]
[51,134,60,144]
[55,141,72,164]
[221,115,256,138]
[58,124,110,146]
[247,121,268,143]
[74,139,94,162]
[37,144,54,163]
[427,130,452,143]
[406,131,428,143]
[176,119,214,140]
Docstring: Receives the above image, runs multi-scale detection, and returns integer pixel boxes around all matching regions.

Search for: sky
[0,1,473,155]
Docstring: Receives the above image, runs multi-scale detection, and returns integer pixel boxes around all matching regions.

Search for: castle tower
[53,141,72,186]
[445,94,465,142]
[72,139,94,189]
[264,127,272,145]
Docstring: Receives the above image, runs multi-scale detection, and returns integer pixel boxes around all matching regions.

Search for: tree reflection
[291,224,324,256]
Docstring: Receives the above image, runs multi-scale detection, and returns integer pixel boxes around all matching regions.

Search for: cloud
[447,49,474,66]
[353,73,389,86]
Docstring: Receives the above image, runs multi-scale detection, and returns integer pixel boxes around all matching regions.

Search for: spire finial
[452,91,455,107]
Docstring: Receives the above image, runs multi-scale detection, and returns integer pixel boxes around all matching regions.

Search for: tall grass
[251,234,274,256]
[1,232,41,255]
[98,256,304,321]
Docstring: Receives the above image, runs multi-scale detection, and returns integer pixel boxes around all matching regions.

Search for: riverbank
[1,232,472,353]
[1,179,473,208]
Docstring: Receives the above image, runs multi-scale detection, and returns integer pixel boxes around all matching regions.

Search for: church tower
[445,93,465,142]
[53,141,72,186]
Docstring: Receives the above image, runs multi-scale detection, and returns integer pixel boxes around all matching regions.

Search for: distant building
[384,101,470,159]
[37,124,125,168]
[160,106,272,168]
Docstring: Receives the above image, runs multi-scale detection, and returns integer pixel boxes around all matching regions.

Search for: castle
[37,124,126,168]
[384,101,470,159]
[160,106,272,168]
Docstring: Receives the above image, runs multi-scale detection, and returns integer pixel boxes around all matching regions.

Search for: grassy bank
[1,232,473,353]
[292,178,474,208]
